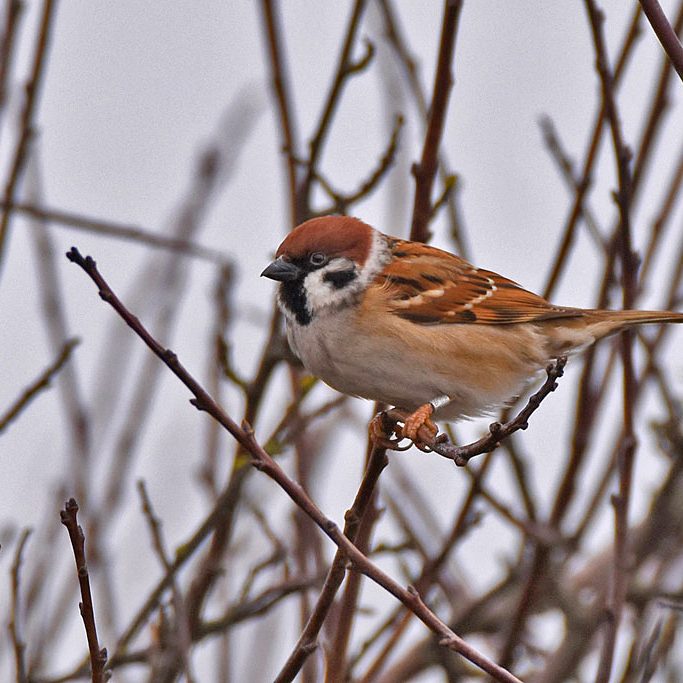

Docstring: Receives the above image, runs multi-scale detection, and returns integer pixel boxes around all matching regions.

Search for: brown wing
[375,239,582,325]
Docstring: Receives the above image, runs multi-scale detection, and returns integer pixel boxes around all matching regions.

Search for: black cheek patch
[280,280,311,325]
[323,269,357,289]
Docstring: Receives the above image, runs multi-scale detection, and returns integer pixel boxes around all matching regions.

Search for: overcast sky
[1,2,682,680]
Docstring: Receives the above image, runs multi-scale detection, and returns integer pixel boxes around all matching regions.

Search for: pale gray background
[1,1,682,680]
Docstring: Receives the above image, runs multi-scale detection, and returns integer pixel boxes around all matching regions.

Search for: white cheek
[303,269,352,313]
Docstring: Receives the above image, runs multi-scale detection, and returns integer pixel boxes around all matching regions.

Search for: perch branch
[382,357,567,466]
[66,246,522,683]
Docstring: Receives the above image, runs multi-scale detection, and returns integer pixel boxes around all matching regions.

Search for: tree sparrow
[262,216,683,445]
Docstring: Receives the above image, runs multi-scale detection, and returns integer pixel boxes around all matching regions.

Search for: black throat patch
[279,279,311,326]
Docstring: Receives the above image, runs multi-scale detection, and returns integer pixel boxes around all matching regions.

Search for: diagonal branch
[298,0,370,213]
[639,0,683,80]
[0,337,79,434]
[66,245,523,683]
[0,0,57,277]
[274,445,388,683]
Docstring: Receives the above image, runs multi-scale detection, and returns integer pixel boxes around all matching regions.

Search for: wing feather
[376,239,582,325]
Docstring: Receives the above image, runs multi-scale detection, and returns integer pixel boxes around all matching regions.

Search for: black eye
[309,252,328,267]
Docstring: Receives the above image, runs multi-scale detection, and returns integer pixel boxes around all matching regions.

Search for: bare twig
[9,528,32,683]
[60,499,107,683]
[317,114,404,214]
[639,0,683,80]
[298,0,370,213]
[583,2,637,680]
[275,445,388,683]
[542,5,642,299]
[136,481,195,683]
[260,0,301,224]
[4,201,233,264]
[409,0,463,242]
[0,0,23,126]
[0,0,57,276]
[0,338,79,434]
[378,0,470,256]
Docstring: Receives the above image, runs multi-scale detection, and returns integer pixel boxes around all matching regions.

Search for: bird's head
[261,215,389,325]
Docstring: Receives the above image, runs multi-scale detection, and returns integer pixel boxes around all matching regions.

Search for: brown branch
[538,115,606,250]
[542,5,642,299]
[199,575,326,638]
[0,0,57,276]
[4,201,232,264]
[60,499,107,683]
[136,481,195,683]
[379,0,470,256]
[298,0,369,213]
[259,0,301,224]
[639,0,683,80]
[639,141,683,280]
[325,491,382,682]
[353,453,492,679]
[410,0,463,242]
[0,0,23,121]
[275,445,388,682]
[584,3,637,681]
[317,114,404,214]
[9,528,32,683]
[383,357,567,466]
[66,246,523,683]
[0,338,79,434]
[631,2,683,197]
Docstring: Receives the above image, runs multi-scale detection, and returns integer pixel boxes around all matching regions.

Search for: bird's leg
[400,395,451,445]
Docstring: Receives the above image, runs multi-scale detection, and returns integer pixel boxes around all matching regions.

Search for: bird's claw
[369,413,412,450]
[370,405,440,452]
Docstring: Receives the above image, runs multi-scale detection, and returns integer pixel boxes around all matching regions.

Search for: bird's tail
[586,309,683,339]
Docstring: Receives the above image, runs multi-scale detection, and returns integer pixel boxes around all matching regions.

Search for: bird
[261,215,683,447]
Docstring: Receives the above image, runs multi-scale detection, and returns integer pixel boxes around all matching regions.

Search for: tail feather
[586,309,683,341]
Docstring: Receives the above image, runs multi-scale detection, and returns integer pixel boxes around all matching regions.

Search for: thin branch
[378,0,470,256]
[136,481,195,683]
[9,528,32,683]
[639,0,683,80]
[298,0,369,212]
[0,0,57,277]
[583,3,637,681]
[4,201,232,264]
[0,0,24,127]
[60,499,107,683]
[542,5,642,299]
[316,114,404,214]
[275,446,388,683]
[410,0,463,242]
[259,0,300,224]
[0,338,79,434]
[538,115,606,250]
